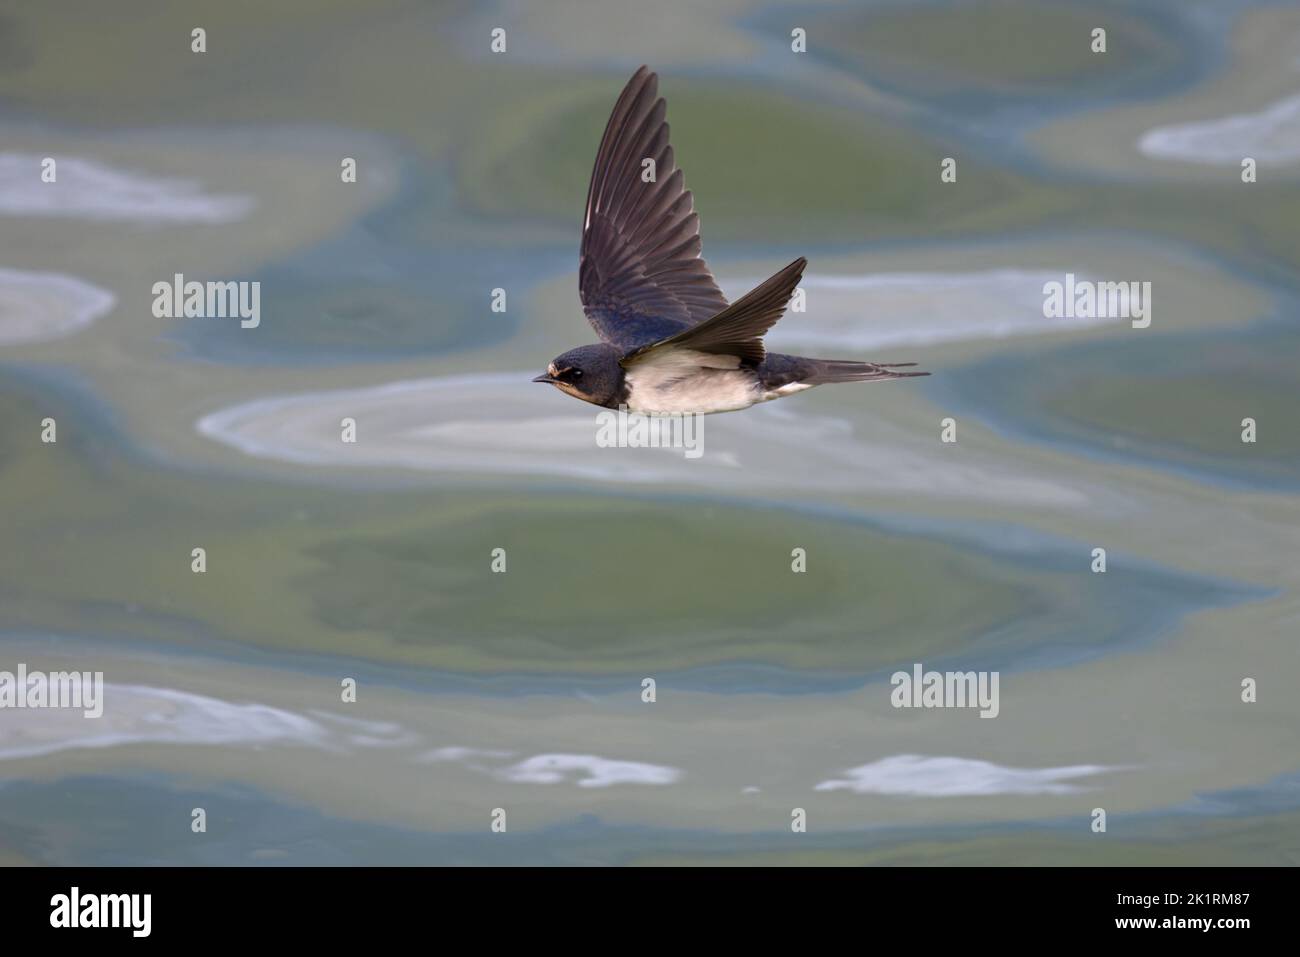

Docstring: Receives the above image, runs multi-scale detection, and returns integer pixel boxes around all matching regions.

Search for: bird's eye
[572,369,583,378]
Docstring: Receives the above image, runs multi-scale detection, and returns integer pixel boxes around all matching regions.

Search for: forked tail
[800,359,929,384]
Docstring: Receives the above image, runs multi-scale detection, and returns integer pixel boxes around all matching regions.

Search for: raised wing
[579,66,730,353]
[621,257,806,368]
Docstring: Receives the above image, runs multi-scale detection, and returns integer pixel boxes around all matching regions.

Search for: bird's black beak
[531,372,555,384]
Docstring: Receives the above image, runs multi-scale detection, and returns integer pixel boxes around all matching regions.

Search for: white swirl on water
[0,152,254,223]
[815,754,1123,797]
[494,753,681,788]
[0,684,684,790]
[1139,92,1300,166]
[0,268,115,346]
[195,372,1088,506]
[733,269,1119,352]
[0,684,331,761]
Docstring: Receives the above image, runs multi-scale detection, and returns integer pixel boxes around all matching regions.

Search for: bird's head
[532,343,624,408]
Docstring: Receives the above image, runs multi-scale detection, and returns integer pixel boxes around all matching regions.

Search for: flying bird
[534,66,927,414]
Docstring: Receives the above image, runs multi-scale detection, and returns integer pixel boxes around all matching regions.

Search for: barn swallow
[534,66,927,414]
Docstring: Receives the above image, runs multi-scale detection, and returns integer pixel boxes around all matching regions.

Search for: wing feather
[579,67,730,352]
[622,257,807,368]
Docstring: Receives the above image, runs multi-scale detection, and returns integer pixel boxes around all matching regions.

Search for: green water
[1,0,1298,865]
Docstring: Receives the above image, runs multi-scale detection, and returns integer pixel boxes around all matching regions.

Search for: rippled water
[1,0,1298,865]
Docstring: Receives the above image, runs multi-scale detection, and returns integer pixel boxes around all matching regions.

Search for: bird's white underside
[622,347,812,414]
